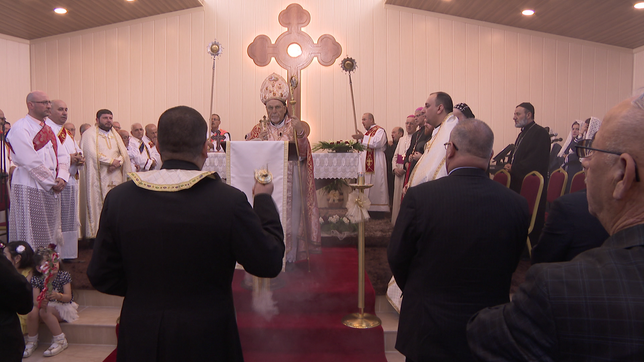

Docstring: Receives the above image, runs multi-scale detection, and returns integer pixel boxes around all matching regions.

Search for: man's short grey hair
[450,118,494,159]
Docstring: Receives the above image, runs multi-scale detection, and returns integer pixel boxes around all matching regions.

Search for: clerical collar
[98,127,112,136]
[521,121,536,132]
[271,116,287,128]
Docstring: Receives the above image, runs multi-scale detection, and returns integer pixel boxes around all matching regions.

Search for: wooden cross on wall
[247,3,342,120]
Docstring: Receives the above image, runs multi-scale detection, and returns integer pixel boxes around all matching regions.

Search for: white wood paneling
[0,35,31,123]
[632,47,644,92]
[26,0,635,155]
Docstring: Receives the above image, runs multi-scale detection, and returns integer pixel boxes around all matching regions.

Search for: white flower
[319,217,324,224]
[329,215,340,223]
[342,217,350,224]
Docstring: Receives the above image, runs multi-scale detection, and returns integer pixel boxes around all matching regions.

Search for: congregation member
[0,247,33,362]
[403,107,431,187]
[504,102,550,242]
[386,126,404,208]
[246,73,321,263]
[7,91,67,248]
[47,100,84,260]
[531,190,609,263]
[129,123,157,172]
[557,121,583,192]
[208,113,230,152]
[144,123,162,168]
[453,102,475,121]
[80,109,132,239]
[389,119,529,362]
[112,121,122,132]
[391,115,415,225]
[408,91,459,188]
[352,112,390,215]
[88,105,285,361]
[468,94,644,361]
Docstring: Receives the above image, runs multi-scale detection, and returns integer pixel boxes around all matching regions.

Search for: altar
[203,150,359,180]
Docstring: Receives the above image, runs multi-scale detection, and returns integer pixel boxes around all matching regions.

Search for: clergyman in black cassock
[88,106,284,362]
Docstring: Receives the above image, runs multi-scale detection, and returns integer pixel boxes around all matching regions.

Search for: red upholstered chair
[570,170,586,193]
[545,168,568,220]
[547,168,568,203]
[493,169,511,188]
[520,171,544,256]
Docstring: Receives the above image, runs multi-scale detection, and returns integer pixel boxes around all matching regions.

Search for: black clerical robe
[88,159,284,362]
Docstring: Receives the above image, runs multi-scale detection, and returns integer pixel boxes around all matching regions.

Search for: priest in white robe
[389,91,457,313]
[391,115,416,224]
[353,113,389,213]
[47,100,85,259]
[408,92,459,188]
[7,91,68,249]
[80,109,132,239]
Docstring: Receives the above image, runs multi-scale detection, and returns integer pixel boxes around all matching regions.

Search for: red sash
[57,127,68,145]
[364,125,382,173]
[33,123,59,176]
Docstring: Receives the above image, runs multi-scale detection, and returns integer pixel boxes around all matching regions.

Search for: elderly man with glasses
[6,91,68,249]
[468,93,644,361]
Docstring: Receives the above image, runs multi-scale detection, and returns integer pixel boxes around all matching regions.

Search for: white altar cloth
[203,150,359,180]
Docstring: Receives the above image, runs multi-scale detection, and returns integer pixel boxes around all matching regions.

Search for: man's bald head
[582,92,644,234]
[64,123,76,138]
[445,118,494,173]
[49,100,68,125]
[145,124,158,143]
[26,90,51,121]
[118,130,130,145]
[80,123,91,135]
[131,123,144,140]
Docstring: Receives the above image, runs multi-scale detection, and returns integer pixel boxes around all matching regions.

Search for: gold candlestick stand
[342,182,381,329]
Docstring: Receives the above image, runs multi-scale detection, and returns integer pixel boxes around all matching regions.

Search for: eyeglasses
[576,139,640,182]
[32,100,51,105]
[444,142,459,151]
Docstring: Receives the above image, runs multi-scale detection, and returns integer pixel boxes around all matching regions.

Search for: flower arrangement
[312,140,365,153]
[319,215,358,235]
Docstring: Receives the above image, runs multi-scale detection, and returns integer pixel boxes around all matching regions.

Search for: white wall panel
[0,35,30,123]
[27,1,635,154]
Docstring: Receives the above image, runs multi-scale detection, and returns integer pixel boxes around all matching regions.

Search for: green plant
[312,140,365,153]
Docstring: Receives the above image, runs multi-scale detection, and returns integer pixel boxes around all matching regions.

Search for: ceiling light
[522,9,535,16]
[54,7,67,14]
[635,2,644,9]
[126,0,136,2]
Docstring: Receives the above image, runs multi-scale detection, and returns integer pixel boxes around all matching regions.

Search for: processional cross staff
[247,3,342,120]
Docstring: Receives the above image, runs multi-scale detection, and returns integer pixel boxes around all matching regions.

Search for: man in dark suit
[468,94,644,361]
[388,118,529,362]
[531,190,609,263]
[87,106,285,362]
[505,102,550,242]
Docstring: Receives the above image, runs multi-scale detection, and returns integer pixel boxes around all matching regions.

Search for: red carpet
[234,247,387,362]
[104,247,386,362]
